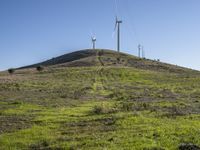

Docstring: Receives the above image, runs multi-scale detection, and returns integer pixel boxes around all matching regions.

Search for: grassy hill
[0,49,200,149]
[20,49,198,74]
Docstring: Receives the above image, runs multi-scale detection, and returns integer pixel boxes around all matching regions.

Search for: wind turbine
[91,35,96,49]
[114,17,122,52]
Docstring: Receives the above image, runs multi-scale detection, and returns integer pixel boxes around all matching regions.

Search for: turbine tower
[142,46,145,58]
[91,36,96,49]
[114,17,122,52]
[138,44,142,58]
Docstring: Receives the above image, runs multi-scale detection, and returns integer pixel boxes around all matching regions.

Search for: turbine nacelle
[91,36,96,42]
[114,17,122,31]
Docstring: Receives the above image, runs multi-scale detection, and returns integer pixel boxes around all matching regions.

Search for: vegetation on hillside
[0,50,200,149]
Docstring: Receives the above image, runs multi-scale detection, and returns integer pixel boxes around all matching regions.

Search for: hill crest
[19,49,198,74]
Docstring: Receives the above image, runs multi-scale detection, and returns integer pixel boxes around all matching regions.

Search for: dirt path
[93,50,108,96]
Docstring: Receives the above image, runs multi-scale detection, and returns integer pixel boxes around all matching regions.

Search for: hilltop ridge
[20,49,198,74]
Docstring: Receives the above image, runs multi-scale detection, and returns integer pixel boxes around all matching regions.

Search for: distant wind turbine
[91,35,96,50]
[114,17,122,52]
[138,44,141,58]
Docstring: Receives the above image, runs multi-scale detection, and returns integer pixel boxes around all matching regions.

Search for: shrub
[121,102,133,111]
[163,106,185,118]
[29,140,50,149]
[9,101,23,105]
[36,66,44,72]
[8,68,15,74]
[92,104,117,115]
[120,102,151,112]
[97,116,118,126]
[73,89,85,99]
[93,105,103,114]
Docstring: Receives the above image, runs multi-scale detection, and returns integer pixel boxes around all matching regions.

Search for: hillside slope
[0,49,200,149]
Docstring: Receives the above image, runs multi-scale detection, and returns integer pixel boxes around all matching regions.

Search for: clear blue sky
[0,0,200,71]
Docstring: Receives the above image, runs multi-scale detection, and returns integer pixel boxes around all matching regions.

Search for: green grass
[0,64,200,149]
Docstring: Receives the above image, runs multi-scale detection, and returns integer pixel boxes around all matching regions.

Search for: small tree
[8,68,15,75]
[36,66,44,72]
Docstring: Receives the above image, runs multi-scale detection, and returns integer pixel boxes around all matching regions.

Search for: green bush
[8,68,15,74]
[120,101,151,112]
[92,104,117,115]
[36,66,44,72]
[93,105,103,114]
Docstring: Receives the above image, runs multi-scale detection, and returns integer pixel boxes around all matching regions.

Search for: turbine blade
[114,22,117,30]
[112,16,118,38]
[114,16,118,31]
